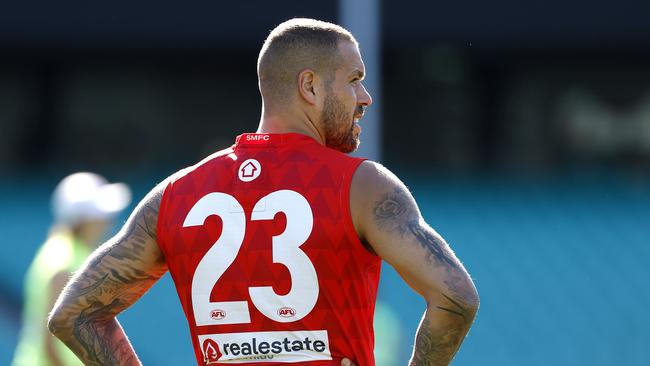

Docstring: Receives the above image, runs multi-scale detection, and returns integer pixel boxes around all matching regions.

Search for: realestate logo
[203,339,222,364]
[198,330,332,364]
[238,159,261,182]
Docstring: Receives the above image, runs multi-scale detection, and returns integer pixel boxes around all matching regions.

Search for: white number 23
[183,190,318,326]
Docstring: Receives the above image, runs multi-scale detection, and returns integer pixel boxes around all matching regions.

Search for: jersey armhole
[340,158,378,258]
[156,179,174,261]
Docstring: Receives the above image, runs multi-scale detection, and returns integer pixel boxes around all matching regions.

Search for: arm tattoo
[73,300,138,365]
[436,294,469,323]
[49,187,166,366]
[374,187,478,365]
[409,314,465,366]
[373,188,459,270]
[407,223,460,269]
[374,189,476,305]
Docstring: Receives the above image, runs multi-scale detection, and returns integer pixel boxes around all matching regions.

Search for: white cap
[51,172,132,226]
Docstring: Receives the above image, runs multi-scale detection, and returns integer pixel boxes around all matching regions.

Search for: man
[49,18,479,365]
[13,172,131,366]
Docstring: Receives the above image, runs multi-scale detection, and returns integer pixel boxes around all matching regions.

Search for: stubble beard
[320,93,360,154]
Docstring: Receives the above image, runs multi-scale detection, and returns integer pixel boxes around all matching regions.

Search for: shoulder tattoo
[373,188,460,270]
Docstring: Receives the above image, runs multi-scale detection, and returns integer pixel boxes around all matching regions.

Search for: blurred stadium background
[2,0,650,365]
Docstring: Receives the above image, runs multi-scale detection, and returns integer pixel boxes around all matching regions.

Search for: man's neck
[257,114,325,146]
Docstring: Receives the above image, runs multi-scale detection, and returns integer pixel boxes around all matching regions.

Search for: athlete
[13,172,131,366]
[48,18,479,365]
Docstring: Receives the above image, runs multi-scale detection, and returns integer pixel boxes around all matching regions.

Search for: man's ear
[298,69,318,105]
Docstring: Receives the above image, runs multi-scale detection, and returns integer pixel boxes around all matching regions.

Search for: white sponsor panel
[198,330,332,364]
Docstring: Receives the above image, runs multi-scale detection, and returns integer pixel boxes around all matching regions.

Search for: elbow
[47,306,71,339]
[461,275,480,309]
[446,281,479,320]
[456,275,480,316]
[440,285,479,326]
[47,311,62,337]
[425,274,480,320]
[463,284,480,317]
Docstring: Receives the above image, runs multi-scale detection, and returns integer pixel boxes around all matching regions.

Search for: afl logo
[238,159,262,182]
[278,307,297,318]
[210,309,226,320]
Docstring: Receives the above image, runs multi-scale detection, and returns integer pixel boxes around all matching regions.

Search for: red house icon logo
[238,159,261,182]
[241,162,257,178]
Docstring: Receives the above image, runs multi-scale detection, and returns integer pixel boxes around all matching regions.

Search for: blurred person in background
[12,172,131,366]
[48,18,478,366]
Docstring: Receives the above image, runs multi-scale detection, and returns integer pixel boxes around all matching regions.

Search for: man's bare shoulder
[141,168,189,229]
[351,161,395,200]
[349,161,420,241]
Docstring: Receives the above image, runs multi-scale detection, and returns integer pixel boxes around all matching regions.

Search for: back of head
[257,18,357,105]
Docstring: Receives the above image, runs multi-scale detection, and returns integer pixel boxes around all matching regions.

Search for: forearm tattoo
[374,187,478,365]
[409,315,465,366]
[72,300,138,365]
[49,189,166,366]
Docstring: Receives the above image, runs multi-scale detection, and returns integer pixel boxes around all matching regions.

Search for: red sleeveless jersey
[157,133,382,366]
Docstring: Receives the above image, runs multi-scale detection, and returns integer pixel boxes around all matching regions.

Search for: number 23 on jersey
[183,190,319,327]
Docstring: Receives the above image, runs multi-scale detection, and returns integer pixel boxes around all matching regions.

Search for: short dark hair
[257,18,358,103]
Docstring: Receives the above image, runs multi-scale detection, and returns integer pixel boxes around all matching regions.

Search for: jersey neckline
[234,133,320,147]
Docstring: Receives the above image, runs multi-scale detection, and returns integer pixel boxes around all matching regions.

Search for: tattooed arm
[47,182,168,366]
[350,162,479,366]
